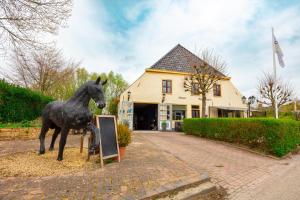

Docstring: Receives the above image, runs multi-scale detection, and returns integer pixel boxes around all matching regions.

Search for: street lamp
[242,96,256,117]
[127,91,131,101]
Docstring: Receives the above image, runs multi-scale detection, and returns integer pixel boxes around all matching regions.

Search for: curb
[141,173,213,200]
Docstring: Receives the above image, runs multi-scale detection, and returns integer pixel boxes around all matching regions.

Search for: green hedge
[183,118,300,157]
[0,80,53,122]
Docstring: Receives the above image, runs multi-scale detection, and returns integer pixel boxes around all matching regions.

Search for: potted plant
[161,120,167,132]
[117,124,132,158]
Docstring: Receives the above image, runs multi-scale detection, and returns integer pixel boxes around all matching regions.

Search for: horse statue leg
[57,126,70,161]
[86,122,100,153]
[49,127,61,151]
[39,123,50,155]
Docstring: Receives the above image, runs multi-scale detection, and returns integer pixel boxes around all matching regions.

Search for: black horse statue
[39,77,107,161]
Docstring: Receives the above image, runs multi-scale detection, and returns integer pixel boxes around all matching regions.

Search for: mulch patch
[0,147,100,177]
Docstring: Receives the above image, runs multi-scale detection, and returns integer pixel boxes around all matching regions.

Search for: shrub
[0,80,53,122]
[122,119,130,127]
[117,124,132,147]
[183,118,300,157]
[295,112,300,121]
[161,120,168,131]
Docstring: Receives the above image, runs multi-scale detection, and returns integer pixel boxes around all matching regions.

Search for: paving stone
[0,133,203,199]
[141,132,283,200]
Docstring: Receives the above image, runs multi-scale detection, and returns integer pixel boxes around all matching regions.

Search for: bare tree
[4,46,80,98]
[258,72,294,117]
[0,0,73,53]
[184,49,227,117]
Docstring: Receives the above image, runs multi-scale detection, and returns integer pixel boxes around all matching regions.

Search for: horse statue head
[88,77,107,109]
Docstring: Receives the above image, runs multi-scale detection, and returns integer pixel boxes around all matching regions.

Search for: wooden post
[114,116,121,163]
[87,136,91,161]
[80,135,84,153]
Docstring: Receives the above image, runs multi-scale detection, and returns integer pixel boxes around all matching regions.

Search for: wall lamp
[127,91,131,101]
[162,93,166,103]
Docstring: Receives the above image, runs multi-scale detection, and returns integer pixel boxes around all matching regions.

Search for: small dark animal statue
[39,77,107,161]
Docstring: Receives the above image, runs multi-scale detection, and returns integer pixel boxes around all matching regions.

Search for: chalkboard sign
[95,115,120,163]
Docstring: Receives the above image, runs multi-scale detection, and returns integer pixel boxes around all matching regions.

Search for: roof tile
[149,44,224,76]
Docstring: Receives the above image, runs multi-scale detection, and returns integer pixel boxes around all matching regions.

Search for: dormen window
[213,84,221,96]
[191,83,200,95]
[162,80,172,94]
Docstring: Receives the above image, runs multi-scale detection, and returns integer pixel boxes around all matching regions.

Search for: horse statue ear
[95,77,101,85]
[101,79,107,86]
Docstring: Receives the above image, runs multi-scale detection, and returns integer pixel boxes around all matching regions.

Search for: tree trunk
[271,100,276,118]
[201,94,207,118]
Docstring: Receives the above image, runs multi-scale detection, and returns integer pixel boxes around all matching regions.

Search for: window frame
[162,80,172,94]
[191,105,200,118]
[191,83,200,95]
[213,84,221,97]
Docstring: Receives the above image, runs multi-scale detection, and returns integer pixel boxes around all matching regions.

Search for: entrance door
[133,103,158,130]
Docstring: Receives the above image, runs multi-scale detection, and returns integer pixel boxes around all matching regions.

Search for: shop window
[172,110,186,120]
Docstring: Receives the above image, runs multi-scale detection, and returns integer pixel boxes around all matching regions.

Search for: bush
[295,112,300,121]
[0,80,54,122]
[183,118,300,157]
[117,124,132,147]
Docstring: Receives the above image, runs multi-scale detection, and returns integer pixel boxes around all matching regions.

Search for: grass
[0,118,42,128]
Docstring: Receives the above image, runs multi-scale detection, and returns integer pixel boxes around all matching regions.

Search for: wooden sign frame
[81,115,120,167]
[96,115,120,165]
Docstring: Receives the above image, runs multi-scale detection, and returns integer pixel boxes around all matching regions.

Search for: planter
[119,146,126,158]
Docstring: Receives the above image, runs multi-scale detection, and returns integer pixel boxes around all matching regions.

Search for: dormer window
[162,80,172,94]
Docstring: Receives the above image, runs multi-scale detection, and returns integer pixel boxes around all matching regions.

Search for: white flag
[272,32,285,67]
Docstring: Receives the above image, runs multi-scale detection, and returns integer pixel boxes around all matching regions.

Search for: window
[191,83,200,95]
[162,80,172,94]
[172,110,186,120]
[192,105,200,118]
[172,105,186,120]
[213,84,221,96]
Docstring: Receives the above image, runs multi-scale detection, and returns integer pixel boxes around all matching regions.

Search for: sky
[54,0,299,97]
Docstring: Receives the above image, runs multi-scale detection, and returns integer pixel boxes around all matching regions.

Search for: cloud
[4,0,297,98]
[54,0,124,73]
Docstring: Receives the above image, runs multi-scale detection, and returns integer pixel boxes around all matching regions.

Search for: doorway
[133,103,158,130]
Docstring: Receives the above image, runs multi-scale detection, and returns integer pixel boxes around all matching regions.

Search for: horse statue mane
[39,77,107,161]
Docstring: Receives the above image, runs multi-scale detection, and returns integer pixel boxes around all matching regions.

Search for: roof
[149,44,225,76]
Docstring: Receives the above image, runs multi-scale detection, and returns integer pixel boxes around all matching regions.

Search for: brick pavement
[140,132,294,200]
[0,133,205,200]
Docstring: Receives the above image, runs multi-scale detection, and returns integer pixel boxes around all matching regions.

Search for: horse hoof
[57,157,63,161]
[49,147,54,151]
[39,150,45,155]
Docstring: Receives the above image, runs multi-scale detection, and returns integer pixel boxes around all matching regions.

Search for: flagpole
[272,27,279,119]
